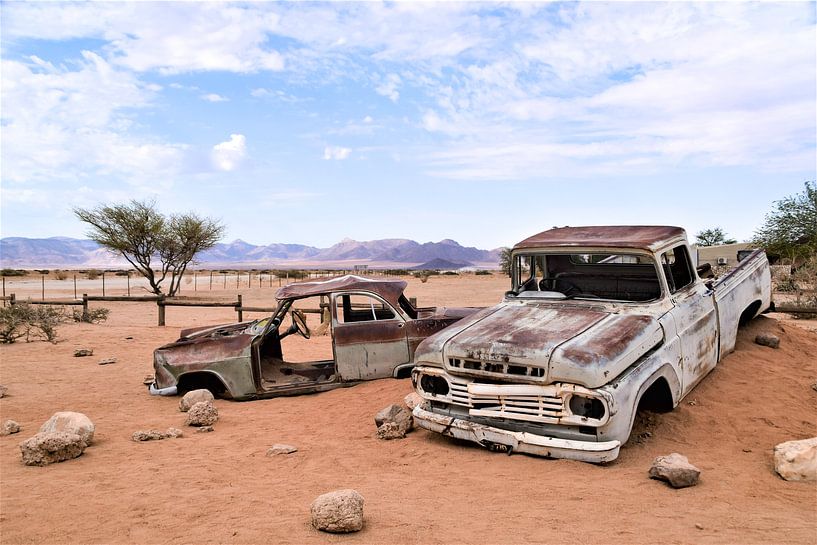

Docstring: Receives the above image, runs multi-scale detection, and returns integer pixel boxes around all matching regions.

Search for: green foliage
[74,199,224,296]
[1,269,28,277]
[498,247,512,276]
[442,271,459,276]
[382,269,411,276]
[0,303,66,344]
[695,227,737,246]
[72,306,110,324]
[754,181,817,262]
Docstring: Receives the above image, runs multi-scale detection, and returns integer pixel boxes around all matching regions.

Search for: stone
[755,334,780,349]
[39,411,95,445]
[376,422,406,440]
[374,403,413,439]
[310,489,364,533]
[811,381,817,393]
[649,453,701,488]
[98,358,117,365]
[185,401,218,426]
[774,437,817,482]
[1,420,21,436]
[20,432,86,466]
[267,444,298,456]
[196,426,214,433]
[404,392,424,411]
[0,385,7,398]
[179,389,215,412]
[165,427,183,438]
[132,429,166,441]
[74,348,93,357]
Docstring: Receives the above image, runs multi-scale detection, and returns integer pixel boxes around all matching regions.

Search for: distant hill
[411,258,472,270]
[0,236,501,269]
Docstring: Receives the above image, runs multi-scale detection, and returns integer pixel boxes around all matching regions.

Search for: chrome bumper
[412,406,621,463]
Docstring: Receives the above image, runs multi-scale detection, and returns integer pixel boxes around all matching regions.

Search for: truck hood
[425,302,663,389]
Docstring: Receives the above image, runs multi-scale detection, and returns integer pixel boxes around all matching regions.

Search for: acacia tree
[753,181,817,263]
[498,247,512,276]
[695,227,737,246]
[74,200,224,296]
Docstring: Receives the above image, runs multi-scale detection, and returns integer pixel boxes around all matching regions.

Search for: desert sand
[1,275,815,544]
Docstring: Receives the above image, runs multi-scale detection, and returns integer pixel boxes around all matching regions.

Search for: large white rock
[774,437,817,482]
[179,389,215,412]
[310,489,364,533]
[374,404,413,439]
[39,412,95,445]
[20,432,86,466]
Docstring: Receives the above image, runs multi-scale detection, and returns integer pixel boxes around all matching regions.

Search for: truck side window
[335,294,396,323]
[661,245,694,293]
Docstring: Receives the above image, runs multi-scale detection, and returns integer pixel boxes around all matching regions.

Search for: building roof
[275,274,408,307]
[513,226,687,252]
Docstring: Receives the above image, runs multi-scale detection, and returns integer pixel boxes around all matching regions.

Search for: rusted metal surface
[150,275,480,401]
[413,225,772,462]
[513,225,686,252]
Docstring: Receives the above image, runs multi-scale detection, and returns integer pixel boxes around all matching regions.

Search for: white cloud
[375,73,401,102]
[250,87,271,97]
[212,134,247,171]
[363,115,373,124]
[201,93,228,102]
[323,146,351,160]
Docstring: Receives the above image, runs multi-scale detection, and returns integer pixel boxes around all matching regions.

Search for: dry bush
[55,271,68,280]
[87,269,101,280]
[71,307,110,324]
[0,304,66,344]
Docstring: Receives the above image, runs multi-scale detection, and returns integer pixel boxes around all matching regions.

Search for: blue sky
[1,1,815,249]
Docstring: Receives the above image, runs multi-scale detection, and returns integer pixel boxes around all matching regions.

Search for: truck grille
[442,375,565,424]
[448,357,546,379]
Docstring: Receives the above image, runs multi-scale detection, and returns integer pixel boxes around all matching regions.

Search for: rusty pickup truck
[411,226,771,462]
[149,275,479,400]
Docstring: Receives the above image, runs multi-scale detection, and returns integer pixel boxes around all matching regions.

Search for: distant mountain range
[0,236,501,269]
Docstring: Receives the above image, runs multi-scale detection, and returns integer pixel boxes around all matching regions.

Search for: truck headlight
[420,374,449,396]
[568,395,605,420]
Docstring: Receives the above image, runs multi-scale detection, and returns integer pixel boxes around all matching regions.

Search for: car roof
[275,274,408,308]
[513,225,686,252]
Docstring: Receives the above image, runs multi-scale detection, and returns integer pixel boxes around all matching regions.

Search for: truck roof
[513,226,686,252]
[275,274,407,308]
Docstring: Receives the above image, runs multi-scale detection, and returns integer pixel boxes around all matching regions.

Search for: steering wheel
[539,277,581,297]
[291,310,311,339]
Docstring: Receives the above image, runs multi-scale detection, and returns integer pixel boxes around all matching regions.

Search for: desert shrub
[382,269,410,276]
[54,271,68,280]
[114,270,130,277]
[87,269,101,280]
[35,269,50,275]
[0,303,67,343]
[1,269,28,277]
[442,271,459,276]
[71,307,110,324]
[474,270,492,276]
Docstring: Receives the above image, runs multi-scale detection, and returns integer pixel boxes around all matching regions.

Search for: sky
[1,1,815,250]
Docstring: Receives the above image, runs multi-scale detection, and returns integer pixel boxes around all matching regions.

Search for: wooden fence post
[127,273,131,297]
[73,275,77,299]
[210,271,213,290]
[41,275,45,300]
[82,294,89,322]
[2,277,5,306]
[158,296,166,326]
[237,294,243,323]
[102,272,106,297]
[9,293,16,306]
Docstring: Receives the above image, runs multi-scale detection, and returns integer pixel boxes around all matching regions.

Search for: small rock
[20,432,86,466]
[811,382,817,392]
[98,357,117,365]
[649,453,701,488]
[125,336,134,340]
[742,448,752,453]
[754,334,780,349]
[404,392,424,411]
[196,426,214,433]
[185,401,218,426]
[179,389,215,412]
[376,421,406,440]
[0,385,7,398]
[374,404,413,439]
[165,427,183,438]
[267,444,298,456]
[695,523,704,530]
[39,411,95,445]
[687,399,697,406]
[73,348,93,357]
[1,420,21,436]
[310,489,364,533]
[132,429,166,442]
[774,437,817,482]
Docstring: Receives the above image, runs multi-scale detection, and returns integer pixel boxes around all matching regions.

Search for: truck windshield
[513,252,661,302]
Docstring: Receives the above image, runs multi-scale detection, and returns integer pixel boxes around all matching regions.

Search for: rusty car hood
[423,301,664,388]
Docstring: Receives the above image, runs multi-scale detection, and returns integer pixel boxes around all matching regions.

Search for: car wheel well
[177,372,228,398]
[636,377,673,413]
[739,300,762,327]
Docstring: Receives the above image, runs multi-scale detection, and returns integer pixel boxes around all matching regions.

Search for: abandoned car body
[411,226,771,462]
[149,275,479,400]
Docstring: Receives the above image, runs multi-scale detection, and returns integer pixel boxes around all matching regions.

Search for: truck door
[331,292,410,381]
[662,244,719,395]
